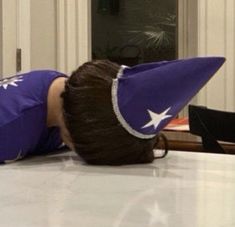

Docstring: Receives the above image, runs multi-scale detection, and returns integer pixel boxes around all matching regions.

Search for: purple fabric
[0,70,66,163]
[116,57,225,137]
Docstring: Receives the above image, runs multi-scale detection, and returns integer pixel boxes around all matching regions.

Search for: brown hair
[61,60,157,165]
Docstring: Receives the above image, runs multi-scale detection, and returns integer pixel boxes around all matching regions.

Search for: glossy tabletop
[0,150,235,227]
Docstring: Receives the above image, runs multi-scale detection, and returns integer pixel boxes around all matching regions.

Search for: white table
[0,151,235,227]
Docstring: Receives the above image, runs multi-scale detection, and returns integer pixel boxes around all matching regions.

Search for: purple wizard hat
[111,57,225,139]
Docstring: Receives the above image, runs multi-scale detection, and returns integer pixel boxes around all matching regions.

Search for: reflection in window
[92,0,177,66]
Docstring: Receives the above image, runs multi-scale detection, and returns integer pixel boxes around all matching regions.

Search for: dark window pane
[92,0,177,66]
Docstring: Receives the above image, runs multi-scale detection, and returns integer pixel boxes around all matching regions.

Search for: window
[92,0,177,66]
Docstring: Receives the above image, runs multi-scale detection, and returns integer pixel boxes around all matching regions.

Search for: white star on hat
[142,107,172,129]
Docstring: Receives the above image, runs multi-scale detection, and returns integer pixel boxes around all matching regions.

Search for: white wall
[179,0,235,112]
[56,0,91,75]
[178,0,198,58]
[197,0,235,111]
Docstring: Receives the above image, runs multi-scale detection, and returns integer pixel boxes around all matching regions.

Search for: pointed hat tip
[112,56,226,139]
[197,56,226,65]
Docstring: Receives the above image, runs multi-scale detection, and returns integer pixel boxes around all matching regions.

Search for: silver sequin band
[111,78,156,139]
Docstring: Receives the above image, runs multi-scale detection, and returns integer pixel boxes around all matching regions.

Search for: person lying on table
[0,57,225,165]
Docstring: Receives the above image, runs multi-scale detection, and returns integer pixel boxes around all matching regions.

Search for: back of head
[61,60,156,165]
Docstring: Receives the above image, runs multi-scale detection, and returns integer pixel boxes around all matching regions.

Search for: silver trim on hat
[111,78,156,139]
[116,65,129,78]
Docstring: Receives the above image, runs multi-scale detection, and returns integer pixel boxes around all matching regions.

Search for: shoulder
[21,70,66,85]
[0,70,67,127]
[0,70,66,90]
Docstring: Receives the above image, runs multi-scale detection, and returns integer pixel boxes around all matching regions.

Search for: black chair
[188,105,235,153]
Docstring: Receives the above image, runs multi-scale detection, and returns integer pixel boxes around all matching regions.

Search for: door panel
[0,0,17,78]
[0,0,91,78]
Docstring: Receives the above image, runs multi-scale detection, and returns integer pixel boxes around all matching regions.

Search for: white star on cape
[142,107,172,129]
[0,76,23,90]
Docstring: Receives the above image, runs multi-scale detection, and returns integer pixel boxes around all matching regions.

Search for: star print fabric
[112,57,225,139]
[0,75,24,89]
[0,70,66,163]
